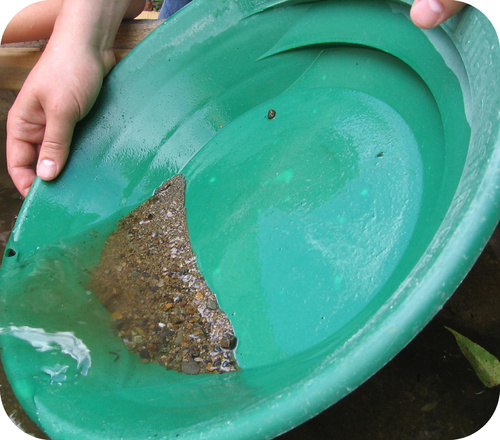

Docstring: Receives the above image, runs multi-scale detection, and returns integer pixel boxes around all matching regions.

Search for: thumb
[36,112,75,181]
[411,0,467,29]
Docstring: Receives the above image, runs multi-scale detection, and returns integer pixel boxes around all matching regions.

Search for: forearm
[1,0,62,43]
[2,0,145,44]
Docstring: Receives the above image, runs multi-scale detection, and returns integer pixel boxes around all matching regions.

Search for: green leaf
[445,327,500,388]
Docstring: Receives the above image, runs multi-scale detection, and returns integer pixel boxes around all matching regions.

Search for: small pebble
[220,335,238,350]
[139,349,150,359]
[182,361,201,375]
[207,300,218,310]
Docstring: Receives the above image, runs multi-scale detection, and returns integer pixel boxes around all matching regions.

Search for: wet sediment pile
[90,175,238,375]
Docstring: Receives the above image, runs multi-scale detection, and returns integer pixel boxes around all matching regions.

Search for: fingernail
[412,0,444,28]
[37,159,57,180]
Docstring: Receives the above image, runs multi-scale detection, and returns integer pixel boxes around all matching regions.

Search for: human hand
[5,0,145,197]
[411,0,467,29]
[6,42,111,197]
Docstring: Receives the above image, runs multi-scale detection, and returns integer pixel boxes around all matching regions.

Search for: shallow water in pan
[1,103,498,440]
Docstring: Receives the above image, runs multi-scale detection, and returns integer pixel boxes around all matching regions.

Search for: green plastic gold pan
[1,1,499,439]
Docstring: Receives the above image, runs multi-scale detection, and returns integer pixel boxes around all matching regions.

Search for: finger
[36,109,76,181]
[411,0,467,29]
[6,112,43,197]
[6,142,37,198]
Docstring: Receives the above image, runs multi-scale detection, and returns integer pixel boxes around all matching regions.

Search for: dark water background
[0,114,499,439]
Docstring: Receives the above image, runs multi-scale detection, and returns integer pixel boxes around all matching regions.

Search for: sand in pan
[90,175,238,375]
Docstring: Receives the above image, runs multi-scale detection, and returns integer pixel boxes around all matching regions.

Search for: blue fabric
[158,0,192,19]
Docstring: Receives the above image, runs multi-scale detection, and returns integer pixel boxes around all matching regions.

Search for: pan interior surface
[184,85,427,367]
[1,1,497,440]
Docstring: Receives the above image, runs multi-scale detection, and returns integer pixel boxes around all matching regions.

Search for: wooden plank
[0,19,164,91]
[0,48,43,91]
[114,19,164,49]
[135,11,160,20]
[0,90,17,120]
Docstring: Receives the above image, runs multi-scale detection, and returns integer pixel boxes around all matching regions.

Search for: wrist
[50,0,134,71]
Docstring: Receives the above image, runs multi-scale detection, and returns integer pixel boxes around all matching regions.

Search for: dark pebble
[161,328,175,338]
[221,335,237,350]
[172,316,185,324]
[207,300,218,310]
[181,361,201,375]
[139,348,151,359]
